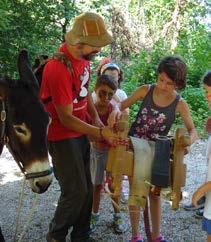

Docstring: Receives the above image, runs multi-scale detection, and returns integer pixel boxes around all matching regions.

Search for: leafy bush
[179,87,208,137]
[122,41,171,96]
[175,26,211,87]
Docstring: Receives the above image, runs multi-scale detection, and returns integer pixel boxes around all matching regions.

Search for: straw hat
[65,12,113,47]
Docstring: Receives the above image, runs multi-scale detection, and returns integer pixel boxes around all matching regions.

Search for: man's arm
[45,60,117,142]
[55,104,116,142]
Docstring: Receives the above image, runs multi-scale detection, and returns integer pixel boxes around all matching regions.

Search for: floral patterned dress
[129,84,180,141]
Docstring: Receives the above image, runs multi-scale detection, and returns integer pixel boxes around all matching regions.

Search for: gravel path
[0,139,208,242]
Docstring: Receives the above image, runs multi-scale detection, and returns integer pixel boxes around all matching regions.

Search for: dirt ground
[0,139,208,242]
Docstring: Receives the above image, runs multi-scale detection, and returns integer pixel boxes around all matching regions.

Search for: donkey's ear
[17,49,39,93]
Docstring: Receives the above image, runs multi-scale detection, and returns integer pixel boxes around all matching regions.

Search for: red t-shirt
[40,43,90,141]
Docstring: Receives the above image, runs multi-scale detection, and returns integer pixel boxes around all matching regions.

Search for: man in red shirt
[40,12,115,242]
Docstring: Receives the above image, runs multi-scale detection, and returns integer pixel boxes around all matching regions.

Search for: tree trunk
[110,6,137,60]
[161,0,186,50]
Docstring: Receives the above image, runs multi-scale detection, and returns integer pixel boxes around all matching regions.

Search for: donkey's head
[0,50,52,193]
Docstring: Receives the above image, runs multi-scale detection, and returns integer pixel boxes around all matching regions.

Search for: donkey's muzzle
[30,174,53,194]
[34,179,52,194]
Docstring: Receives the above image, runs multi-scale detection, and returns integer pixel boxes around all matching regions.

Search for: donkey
[0,50,53,240]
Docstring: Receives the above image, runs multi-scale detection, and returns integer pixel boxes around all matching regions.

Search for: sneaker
[194,208,204,219]
[129,234,143,242]
[113,213,127,233]
[90,213,99,233]
[183,196,205,211]
[152,235,168,242]
[183,203,203,211]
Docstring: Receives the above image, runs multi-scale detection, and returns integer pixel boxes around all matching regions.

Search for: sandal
[129,234,143,242]
[152,235,168,242]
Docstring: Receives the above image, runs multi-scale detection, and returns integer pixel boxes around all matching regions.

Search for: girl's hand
[192,189,205,208]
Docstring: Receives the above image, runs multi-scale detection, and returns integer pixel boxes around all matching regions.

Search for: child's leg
[90,183,102,233]
[90,148,107,213]
[108,179,120,213]
[149,193,161,239]
[208,234,211,242]
[108,178,127,233]
[129,205,141,236]
[90,148,108,233]
[128,176,141,237]
[92,184,102,213]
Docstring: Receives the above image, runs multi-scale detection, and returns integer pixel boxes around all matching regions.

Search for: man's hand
[101,126,129,147]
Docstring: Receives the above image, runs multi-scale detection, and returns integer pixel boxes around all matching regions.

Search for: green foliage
[0,0,210,137]
[128,102,140,125]
[179,87,209,136]
[122,40,172,95]
[0,0,79,76]
[175,26,211,87]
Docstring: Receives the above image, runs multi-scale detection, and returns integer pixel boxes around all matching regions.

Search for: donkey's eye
[13,123,31,143]
[14,127,27,135]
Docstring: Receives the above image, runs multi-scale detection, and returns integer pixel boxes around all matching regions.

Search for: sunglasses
[98,90,114,100]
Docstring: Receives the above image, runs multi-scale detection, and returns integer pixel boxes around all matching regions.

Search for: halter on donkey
[0,50,53,241]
